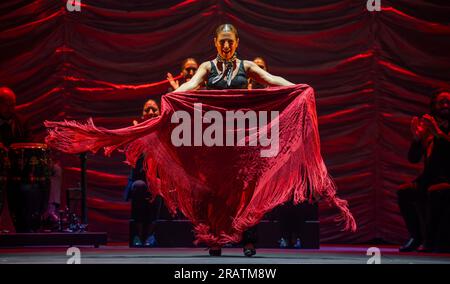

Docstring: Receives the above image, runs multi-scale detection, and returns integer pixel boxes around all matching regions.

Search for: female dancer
[174,24,293,93]
[172,24,294,256]
[45,24,356,257]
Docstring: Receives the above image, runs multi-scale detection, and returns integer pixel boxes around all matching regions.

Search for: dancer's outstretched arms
[173,62,209,92]
[246,60,294,87]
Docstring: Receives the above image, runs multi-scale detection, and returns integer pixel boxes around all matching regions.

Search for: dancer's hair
[215,24,238,38]
[180,58,198,70]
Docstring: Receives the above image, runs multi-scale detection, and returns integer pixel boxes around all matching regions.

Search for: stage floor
[1,244,450,264]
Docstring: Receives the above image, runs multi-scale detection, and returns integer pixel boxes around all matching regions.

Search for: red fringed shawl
[45,84,356,246]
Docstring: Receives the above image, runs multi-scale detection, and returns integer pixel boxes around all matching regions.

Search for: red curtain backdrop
[1,0,449,243]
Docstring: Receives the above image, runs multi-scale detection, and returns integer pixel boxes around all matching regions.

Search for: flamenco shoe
[243,247,256,257]
[399,238,421,252]
[243,244,256,257]
[209,247,222,256]
[417,244,433,253]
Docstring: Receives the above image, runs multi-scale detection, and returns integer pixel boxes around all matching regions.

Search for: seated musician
[398,89,450,252]
[0,86,30,148]
[125,98,163,247]
[0,86,32,232]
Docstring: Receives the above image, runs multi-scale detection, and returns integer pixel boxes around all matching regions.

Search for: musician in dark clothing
[0,87,30,147]
[124,99,162,247]
[398,89,450,252]
[0,86,34,232]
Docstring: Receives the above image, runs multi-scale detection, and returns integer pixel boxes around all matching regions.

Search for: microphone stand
[80,152,88,227]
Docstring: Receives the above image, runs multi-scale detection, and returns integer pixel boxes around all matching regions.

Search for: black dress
[206,59,257,245]
[206,60,248,90]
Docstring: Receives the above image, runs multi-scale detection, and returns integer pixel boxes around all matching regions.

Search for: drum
[0,147,9,216]
[7,143,51,232]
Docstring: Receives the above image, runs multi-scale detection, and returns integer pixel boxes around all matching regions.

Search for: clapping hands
[411,114,450,142]
[167,72,180,90]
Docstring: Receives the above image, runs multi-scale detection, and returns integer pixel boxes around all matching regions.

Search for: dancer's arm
[173,62,209,92]
[246,60,294,87]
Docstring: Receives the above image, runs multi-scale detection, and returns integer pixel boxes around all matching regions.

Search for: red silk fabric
[46,84,356,245]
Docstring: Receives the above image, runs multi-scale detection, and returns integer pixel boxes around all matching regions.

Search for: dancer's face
[214,31,239,60]
[142,100,160,120]
[253,58,267,71]
[435,92,450,120]
[182,60,198,82]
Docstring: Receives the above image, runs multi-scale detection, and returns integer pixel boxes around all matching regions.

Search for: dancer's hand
[410,116,430,141]
[167,72,179,90]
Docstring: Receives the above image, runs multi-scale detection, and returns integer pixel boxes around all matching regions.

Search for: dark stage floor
[1,244,449,264]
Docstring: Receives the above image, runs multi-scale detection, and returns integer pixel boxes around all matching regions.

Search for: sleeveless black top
[206,60,248,90]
